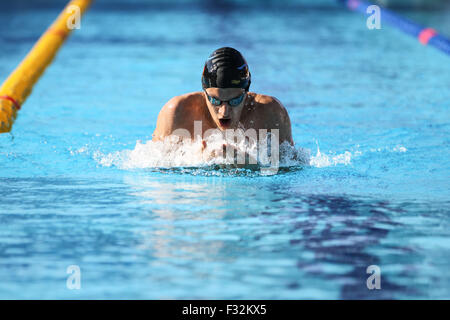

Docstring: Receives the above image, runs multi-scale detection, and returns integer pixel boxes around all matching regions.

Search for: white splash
[93,135,398,171]
[95,132,310,170]
[309,148,353,168]
[308,139,358,168]
[392,145,407,153]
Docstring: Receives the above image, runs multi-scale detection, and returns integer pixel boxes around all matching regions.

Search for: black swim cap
[202,47,251,91]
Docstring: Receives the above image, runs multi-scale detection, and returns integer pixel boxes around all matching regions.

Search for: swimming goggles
[204,90,246,107]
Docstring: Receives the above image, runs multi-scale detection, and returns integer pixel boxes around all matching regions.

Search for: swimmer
[152,47,294,146]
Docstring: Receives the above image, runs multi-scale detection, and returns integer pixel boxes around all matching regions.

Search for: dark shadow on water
[261,191,419,299]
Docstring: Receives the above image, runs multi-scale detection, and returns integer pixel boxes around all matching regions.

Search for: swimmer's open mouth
[218,119,231,127]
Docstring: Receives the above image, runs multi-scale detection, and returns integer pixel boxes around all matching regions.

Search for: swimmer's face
[204,88,246,131]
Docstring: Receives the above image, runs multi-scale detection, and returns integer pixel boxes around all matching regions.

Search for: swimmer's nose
[217,104,231,118]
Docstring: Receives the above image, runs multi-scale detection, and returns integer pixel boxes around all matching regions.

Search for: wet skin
[152,88,294,145]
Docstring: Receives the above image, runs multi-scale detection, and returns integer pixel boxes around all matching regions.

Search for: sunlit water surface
[0,0,449,299]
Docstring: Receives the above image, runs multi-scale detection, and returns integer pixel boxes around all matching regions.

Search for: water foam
[92,132,372,173]
[95,133,303,169]
[309,148,354,168]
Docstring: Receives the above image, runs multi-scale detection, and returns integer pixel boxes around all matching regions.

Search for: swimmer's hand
[201,140,258,168]
[200,140,227,161]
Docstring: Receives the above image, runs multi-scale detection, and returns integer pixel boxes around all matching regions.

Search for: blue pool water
[1,0,449,299]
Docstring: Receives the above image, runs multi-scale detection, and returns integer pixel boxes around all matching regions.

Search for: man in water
[152,47,294,148]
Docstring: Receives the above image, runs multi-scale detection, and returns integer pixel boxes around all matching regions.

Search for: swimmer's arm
[152,99,174,141]
[269,97,294,145]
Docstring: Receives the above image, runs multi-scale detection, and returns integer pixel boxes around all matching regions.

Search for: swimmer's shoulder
[250,93,289,120]
[160,92,205,117]
[249,92,293,144]
[154,92,205,140]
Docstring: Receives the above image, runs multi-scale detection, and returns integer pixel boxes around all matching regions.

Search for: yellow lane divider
[0,0,93,133]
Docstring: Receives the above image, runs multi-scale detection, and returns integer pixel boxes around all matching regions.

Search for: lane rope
[0,96,21,110]
[338,0,450,56]
[0,0,93,133]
